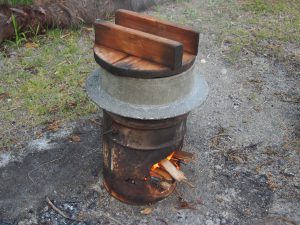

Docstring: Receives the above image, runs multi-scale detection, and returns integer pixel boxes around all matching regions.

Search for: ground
[0,0,299,224]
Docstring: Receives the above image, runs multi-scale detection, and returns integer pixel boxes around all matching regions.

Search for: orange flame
[151,152,176,171]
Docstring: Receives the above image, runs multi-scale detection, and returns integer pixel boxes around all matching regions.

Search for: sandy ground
[0,0,299,224]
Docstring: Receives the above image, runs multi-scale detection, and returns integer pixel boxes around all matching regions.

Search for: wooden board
[115,9,199,55]
[113,56,170,71]
[94,21,183,69]
[94,45,128,64]
[94,45,196,78]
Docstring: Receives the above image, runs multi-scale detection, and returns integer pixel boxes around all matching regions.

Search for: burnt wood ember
[86,10,208,204]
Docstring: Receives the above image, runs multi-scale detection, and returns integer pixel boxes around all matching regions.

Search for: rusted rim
[106,111,188,130]
[103,179,177,205]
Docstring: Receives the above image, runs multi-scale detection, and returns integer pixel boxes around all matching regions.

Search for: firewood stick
[182,180,195,188]
[160,181,172,190]
[173,150,195,163]
[150,168,173,182]
[160,159,187,182]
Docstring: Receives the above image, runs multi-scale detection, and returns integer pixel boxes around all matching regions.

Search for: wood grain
[115,9,199,55]
[113,56,170,71]
[94,45,128,64]
[94,21,183,69]
[94,45,196,78]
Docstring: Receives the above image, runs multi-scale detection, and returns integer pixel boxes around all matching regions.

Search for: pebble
[215,165,222,170]
[221,68,227,75]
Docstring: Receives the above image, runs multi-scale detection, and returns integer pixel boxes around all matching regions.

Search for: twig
[6,106,20,112]
[89,119,102,127]
[173,188,182,198]
[102,129,113,135]
[281,99,300,103]
[46,197,75,221]
[182,180,195,188]
[0,106,20,112]
[28,156,63,183]
[9,7,28,16]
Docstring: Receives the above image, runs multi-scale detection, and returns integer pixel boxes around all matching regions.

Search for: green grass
[241,0,300,14]
[150,0,299,69]
[0,0,32,5]
[0,28,98,150]
[214,0,300,65]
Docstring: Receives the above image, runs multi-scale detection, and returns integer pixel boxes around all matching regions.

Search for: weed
[29,24,40,44]
[10,14,27,46]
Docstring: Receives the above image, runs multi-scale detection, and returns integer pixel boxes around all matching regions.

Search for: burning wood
[160,159,187,182]
[150,150,195,186]
[150,167,173,182]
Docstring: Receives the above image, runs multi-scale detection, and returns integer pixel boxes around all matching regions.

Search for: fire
[151,163,160,170]
[151,152,176,171]
[167,152,175,160]
[149,150,195,189]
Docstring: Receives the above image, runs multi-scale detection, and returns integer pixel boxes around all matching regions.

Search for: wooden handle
[94,21,183,69]
[115,9,199,55]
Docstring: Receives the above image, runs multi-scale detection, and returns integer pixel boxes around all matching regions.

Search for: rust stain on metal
[102,111,188,204]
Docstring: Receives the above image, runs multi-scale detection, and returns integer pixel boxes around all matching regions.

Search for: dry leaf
[66,101,77,109]
[178,198,196,210]
[59,85,66,92]
[83,27,93,32]
[35,131,43,139]
[60,33,70,39]
[47,120,60,131]
[70,135,80,142]
[90,119,102,127]
[140,208,153,215]
[266,172,280,191]
[25,42,39,48]
[49,105,59,113]
[0,93,9,101]
[77,79,85,88]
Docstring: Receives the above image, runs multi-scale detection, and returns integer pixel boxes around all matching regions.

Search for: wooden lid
[94,10,199,78]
